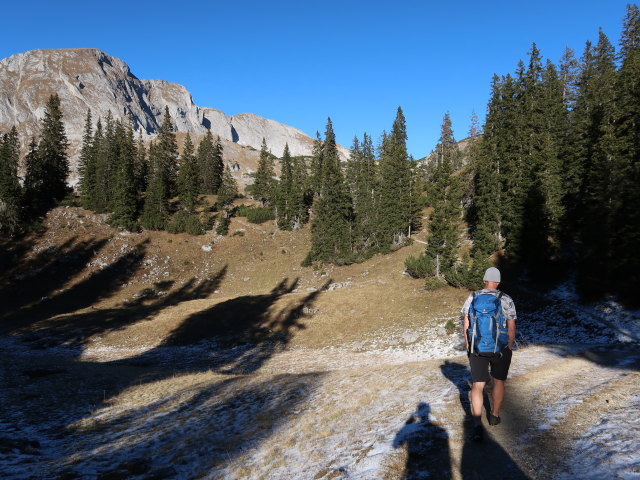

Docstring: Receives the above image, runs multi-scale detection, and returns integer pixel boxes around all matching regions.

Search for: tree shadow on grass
[2,240,152,334]
[0,236,110,327]
[157,277,325,374]
[440,361,531,480]
[0,226,328,477]
[13,265,229,354]
[60,372,325,479]
[1,272,327,478]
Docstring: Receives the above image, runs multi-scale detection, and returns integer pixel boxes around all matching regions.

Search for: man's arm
[463,314,470,351]
[507,319,516,349]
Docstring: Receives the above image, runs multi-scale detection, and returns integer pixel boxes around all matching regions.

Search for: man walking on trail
[461,267,517,442]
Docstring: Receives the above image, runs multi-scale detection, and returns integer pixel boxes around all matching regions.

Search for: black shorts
[468,347,512,383]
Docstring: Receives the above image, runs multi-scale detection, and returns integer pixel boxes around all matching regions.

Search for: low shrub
[404,254,432,278]
[236,205,275,224]
[216,215,230,236]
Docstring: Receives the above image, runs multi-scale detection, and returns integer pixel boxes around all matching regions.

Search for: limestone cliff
[0,48,349,184]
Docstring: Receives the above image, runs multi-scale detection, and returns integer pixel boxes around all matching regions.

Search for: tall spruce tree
[91,118,111,212]
[197,129,215,194]
[377,107,414,249]
[610,4,640,298]
[472,76,504,256]
[134,132,148,198]
[292,153,311,226]
[422,114,463,283]
[197,130,224,194]
[464,74,519,285]
[0,127,22,235]
[156,107,179,197]
[78,110,96,210]
[217,164,238,208]
[140,141,170,230]
[309,131,324,197]
[212,136,224,193]
[24,94,69,216]
[177,134,200,212]
[575,30,618,294]
[252,138,276,207]
[307,118,353,264]
[275,143,296,230]
[468,109,482,137]
[347,133,378,255]
[109,122,138,230]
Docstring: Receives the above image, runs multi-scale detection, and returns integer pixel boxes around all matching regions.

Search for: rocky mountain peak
[0,48,348,184]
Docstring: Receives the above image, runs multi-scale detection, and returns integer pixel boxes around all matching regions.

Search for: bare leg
[470,381,486,425]
[491,379,505,416]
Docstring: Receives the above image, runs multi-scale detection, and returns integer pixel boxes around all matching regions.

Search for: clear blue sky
[0,1,634,158]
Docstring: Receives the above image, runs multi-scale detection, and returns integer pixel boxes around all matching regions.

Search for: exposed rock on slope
[0,48,348,182]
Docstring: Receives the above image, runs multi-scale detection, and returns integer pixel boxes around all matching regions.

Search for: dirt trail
[436,345,640,480]
[1,338,637,479]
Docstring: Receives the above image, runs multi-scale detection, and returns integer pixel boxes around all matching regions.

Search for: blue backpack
[468,291,508,354]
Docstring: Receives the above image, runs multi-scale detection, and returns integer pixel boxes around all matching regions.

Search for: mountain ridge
[0,48,349,183]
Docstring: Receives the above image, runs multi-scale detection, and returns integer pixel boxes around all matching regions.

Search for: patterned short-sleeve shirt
[460,289,517,321]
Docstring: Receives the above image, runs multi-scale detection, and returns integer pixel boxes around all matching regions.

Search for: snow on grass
[1,279,639,479]
[557,394,640,480]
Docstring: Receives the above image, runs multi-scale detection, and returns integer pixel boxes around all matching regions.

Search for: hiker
[461,267,516,442]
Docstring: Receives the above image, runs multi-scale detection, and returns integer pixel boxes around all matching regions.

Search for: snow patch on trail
[1,279,640,479]
[558,394,640,480]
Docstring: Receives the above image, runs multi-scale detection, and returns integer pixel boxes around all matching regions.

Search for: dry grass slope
[2,206,636,479]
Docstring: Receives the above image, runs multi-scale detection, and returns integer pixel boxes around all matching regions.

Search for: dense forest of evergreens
[1,5,639,303]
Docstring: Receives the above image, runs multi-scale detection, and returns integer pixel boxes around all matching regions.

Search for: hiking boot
[488,412,501,426]
[472,425,484,443]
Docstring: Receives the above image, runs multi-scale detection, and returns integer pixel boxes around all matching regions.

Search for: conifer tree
[307,118,353,264]
[461,74,517,286]
[212,136,224,193]
[559,46,580,109]
[197,130,224,194]
[309,131,324,197]
[156,107,179,197]
[177,134,200,212]
[468,109,482,137]
[134,132,148,197]
[421,113,464,284]
[197,129,215,194]
[215,165,236,236]
[377,107,414,249]
[252,138,276,207]
[575,30,618,293]
[471,77,504,258]
[140,141,170,230]
[91,118,110,212]
[292,153,311,226]
[0,128,22,235]
[275,143,296,230]
[104,112,121,211]
[609,4,640,297]
[78,110,96,210]
[109,123,138,230]
[538,61,566,239]
[217,164,238,208]
[347,133,379,255]
[24,94,69,216]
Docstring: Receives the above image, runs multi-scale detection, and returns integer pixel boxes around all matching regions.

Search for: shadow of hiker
[440,361,531,480]
[393,402,451,480]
